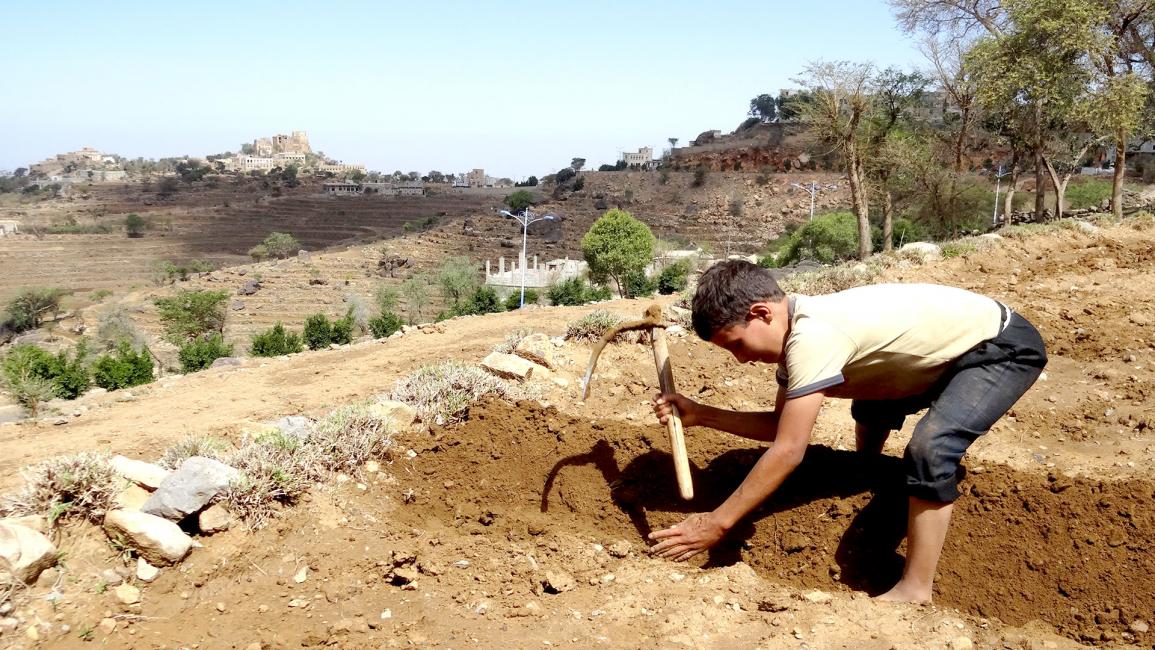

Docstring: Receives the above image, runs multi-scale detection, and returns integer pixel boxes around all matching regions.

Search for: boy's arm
[649,391,824,561]
[660,386,788,442]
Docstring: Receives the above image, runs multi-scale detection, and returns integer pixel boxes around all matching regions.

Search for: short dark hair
[691,260,785,340]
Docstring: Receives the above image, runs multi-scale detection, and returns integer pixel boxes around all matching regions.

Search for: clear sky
[0,0,925,180]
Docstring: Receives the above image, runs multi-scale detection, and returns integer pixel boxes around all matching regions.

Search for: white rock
[114,583,141,605]
[0,515,47,535]
[197,503,232,535]
[514,333,556,369]
[900,241,943,262]
[801,590,833,604]
[948,637,974,650]
[114,484,152,511]
[103,509,193,566]
[294,566,308,583]
[542,570,575,593]
[1130,620,1149,634]
[136,558,159,582]
[0,522,58,584]
[481,352,534,382]
[368,400,418,429]
[110,455,170,490]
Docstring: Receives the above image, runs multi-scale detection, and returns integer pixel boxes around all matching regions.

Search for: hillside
[0,220,1152,648]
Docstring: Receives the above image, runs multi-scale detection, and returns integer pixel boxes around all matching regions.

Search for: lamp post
[991,164,1010,226]
[790,181,818,221]
[498,208,558,308]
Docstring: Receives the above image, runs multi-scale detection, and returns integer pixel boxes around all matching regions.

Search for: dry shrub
[564,310,637,342]
[492,328,531,354]
[0,452,117,524]
[777,263,881,296]
[309,404,396,474]
[390,360,528,425]
[159,435,226,470]
[1129,210,1155,230]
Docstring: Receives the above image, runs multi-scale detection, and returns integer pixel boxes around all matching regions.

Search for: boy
[648,260,1046,602]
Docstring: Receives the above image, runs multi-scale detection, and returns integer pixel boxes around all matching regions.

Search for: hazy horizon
[1,0,924,180]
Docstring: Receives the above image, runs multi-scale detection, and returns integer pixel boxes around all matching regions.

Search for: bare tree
[890,0,1008,38]
[922,36,980,171]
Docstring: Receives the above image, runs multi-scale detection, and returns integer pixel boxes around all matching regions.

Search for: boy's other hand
[652,393,700,427]
[648,512,726,561]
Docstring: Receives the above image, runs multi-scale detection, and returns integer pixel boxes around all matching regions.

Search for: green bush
[454,286,504,316]
[1,342,90,400]
[547,277,612,306]
[771,211,864,267]
[657,261,691,295]
[249,323,304,357]
[155,290,229,343]
[504,190,535,213]
[303,314,333,350]
[368,311,403,338]
[5,288,64,332]
[504,288,539,310]
[92,342,154,390]
[125,213,146,238]
[330,314,354,345]
[625,272,658,298]
[691,167,707,188]
[178,335,233,373]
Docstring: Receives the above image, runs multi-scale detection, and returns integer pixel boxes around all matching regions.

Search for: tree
[437,257,480,309]
[427,170,445,183]
[749,93,778,122]
[921,36,980,171]
[967,0,1111,220]
[1089,73,1149,218]
[794,60,875,259]
[156,177,179,197]
[864,67,928,250]
[581,209,656,298]
[250,232,300,260]
[571,158,586,172]
[400,273,433,325]
[504,190,535,214]
[92,342,155,390]
[125,213,146,238]
[5,288,64,332]
[154,290,229,344]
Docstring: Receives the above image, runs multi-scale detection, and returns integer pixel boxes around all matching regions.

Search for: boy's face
[708,302,784,364]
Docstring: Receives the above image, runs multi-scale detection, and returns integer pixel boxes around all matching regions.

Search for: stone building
[322,181,362,196]
[252,131,312,157]
[621,147,654,168]
[484,256,587,291]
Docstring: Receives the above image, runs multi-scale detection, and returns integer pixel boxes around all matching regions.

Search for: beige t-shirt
[776,283,1002,400]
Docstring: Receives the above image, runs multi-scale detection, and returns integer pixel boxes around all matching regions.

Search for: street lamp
[991,164,1010,226]
[790,182,818,221]
[498,207,558,308]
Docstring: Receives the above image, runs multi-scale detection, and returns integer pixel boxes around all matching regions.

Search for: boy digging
[649,260,1047,602]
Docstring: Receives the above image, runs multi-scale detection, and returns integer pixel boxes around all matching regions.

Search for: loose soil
[2,221,1154,649]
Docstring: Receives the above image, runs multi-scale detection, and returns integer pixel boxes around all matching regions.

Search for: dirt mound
[393,398,1155,644]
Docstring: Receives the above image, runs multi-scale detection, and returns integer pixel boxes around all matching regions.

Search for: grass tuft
[0,452,117,524]
[158,435,227,470]
[390,360,528,425]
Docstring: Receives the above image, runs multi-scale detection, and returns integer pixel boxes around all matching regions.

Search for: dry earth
[0,222,1153,649]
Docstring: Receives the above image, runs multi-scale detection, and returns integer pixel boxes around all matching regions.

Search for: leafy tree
[768,211,867,266]
[749,93,779,122]
[330,313,354,345]
[454,286,504,316]
[864,67,929,251]
[504,190,535,214]
[178,335,233,373]
[125,213,146,238]
[250,322,304,357]
[400,273,433,325]
[555,168,576,185]
[427,170,445,183]
[776,90,811,122]
[624,271,658,299]
[92,342,154,390]
[154,290,229,343]
[5,288,63,332]
[303,314,333,350]
[581,209,656,298]
[254,232,300,260]
[571,158,586,172]
[794,60,875,258]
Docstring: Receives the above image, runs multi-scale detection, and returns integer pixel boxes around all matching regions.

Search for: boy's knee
[903,431,962,502]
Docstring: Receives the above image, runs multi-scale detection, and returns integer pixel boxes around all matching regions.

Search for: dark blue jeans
[851,311,1048,502]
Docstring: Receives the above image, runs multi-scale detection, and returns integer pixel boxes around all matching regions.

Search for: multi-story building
[621,147,655,168]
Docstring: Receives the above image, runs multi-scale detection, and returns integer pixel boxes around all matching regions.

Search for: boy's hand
[652,393,700,428]
[648,512,726,561]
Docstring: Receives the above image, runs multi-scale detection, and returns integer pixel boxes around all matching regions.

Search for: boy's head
[692,260,789,363]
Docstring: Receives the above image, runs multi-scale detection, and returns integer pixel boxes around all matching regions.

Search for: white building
[485,256,588,291]
[621,147,655,169]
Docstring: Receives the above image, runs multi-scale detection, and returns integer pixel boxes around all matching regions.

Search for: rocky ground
[0,221,1153,649]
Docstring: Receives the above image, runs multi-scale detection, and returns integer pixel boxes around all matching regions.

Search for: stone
[900,241,943,262]
[136,558,159,582]
[114,583,141,605]
[100,568,124,587]
[103,509,193,566]
[607,540,632,558]
[198,504,232,535]
[269,416,312,440]
[141,456,241,521]
[1128,312,1151,326]
[948,636,974,650]
[368,400,418,429]
[1073,221,1099,235]
[210,356,243,369]
[802,590,833,604]
[0,515,47,535]
[110,455,170,490]
[231,300,245,311]
[480,352,534,382]
[1130,620,1149,634]
[238,280,261,296]
[514,333,556,369]
[0,522,58,584]
[98,617,117,634]
[542,570,575,594]
[114,484,152,511]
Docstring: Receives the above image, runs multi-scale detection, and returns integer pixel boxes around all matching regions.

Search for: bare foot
[876,581,933,604]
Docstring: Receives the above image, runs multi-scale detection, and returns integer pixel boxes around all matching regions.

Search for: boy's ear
[746,302,773,323]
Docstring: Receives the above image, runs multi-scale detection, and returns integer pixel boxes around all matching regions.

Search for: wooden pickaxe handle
[651,325,694,500]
